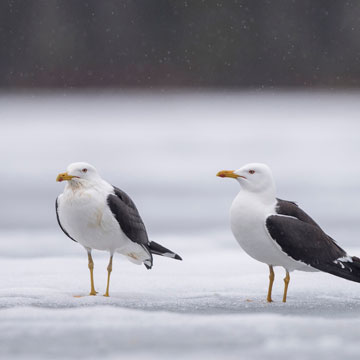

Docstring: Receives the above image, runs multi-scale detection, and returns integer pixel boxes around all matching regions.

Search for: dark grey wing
[107,186,149,246]
[276,198,320,227]
[266,212,360,282]
[55,197,77,242]
[266,214,346,267]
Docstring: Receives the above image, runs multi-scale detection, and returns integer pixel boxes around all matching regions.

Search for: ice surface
[1,231,360,359]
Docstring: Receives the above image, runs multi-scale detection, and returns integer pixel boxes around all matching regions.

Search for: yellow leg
[104,255,113,297]
[282,270,290,303]
[88,251,97,296]
[267,265,275,303]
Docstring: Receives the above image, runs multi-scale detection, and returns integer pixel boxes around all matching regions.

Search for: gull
[217,163,360,302]
[56,162,182,297]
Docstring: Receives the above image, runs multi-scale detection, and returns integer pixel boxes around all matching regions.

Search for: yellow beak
[56,172,76,182]
[216,170,241,179]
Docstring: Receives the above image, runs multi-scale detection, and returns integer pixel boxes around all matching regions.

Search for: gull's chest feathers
[230,192,280,264]
[230,192,273,238]
[58,183,142,253]
[59,187,116,238]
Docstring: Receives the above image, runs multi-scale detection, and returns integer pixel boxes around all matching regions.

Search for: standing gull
[217,163,360,302]
[56,162,182,297]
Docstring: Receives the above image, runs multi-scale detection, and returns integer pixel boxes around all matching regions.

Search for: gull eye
[249,170,255,174]
[82,168,88,173]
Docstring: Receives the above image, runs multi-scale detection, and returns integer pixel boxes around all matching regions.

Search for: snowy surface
[2,91,360,359]
[1,231,360,359]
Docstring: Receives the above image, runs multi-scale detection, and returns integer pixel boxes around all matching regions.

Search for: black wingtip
[143,257,153,270]
[148,241,183,261]
[316,255,360,283]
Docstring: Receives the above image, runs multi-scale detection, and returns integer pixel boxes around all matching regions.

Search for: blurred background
[2,0,360,88]
[1,0,360,255]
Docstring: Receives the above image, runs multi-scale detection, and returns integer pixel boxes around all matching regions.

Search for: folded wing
[266,199,360,282]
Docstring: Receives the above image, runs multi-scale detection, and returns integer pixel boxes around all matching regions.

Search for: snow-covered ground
[1,232,360,359]
[1,91,360,359]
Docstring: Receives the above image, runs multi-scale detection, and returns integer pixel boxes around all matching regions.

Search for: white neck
[258,186,277,205]
[240,184,277,206]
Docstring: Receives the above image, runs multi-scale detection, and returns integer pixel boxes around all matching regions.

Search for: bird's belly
[231,215,279,264]
[59,200,128,252]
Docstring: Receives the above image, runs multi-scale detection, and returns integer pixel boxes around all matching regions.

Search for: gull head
[217,163,275,193]
[56,162,101,185]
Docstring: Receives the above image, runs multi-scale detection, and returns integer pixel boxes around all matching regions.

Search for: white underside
[57,181,149,265]
[230,191,318,272]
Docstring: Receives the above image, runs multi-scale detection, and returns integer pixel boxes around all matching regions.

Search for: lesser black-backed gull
[217,163,360,302]
[56,162,182,297]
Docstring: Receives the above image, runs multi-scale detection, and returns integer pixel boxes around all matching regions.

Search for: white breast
[57,180,150,265]
[58,186,128,252]
[230,191,314,271]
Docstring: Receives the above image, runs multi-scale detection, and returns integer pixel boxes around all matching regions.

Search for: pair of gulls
[56,162,360,301]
